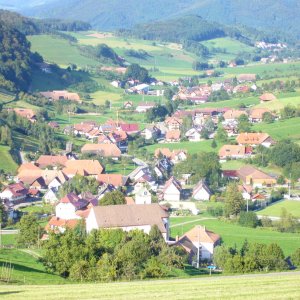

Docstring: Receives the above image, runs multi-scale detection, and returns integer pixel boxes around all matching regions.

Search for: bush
[207,204,224,217]
[238,211,259,228]
[291,248,300,267]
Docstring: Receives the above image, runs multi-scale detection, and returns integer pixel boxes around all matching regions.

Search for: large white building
[86,204,170,241]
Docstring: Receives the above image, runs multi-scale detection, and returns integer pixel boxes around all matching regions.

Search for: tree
[262,112,274,123]
[237,114,252,133]
[213,245,233,269]
[291,248,300,267]
[238,211,259,228]
[180,116,193,136]
[0,201,7,225]
[215,125,228,142]
[211,139,217,148]
[99,190,126,206]
[124,63,150,83]
[17,214,41,247]
[224,183,245,217]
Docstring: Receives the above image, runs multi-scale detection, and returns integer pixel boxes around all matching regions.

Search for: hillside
[19,0,300,38]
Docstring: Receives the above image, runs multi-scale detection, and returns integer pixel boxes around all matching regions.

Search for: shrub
[238,211,259,228]
[291,248,300,267]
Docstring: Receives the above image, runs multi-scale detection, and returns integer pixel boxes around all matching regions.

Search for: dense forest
[0,9,91,35]
[19,0,300,39]
[0,20,35,92]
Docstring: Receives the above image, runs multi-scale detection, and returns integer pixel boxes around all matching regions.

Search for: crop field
[0,145,18,173]
[28,35,100,68]
[258,200,300,218]
[170,217,300,256]
[253,117,300,141]
[145,139,222,155]
[1,273,300,299]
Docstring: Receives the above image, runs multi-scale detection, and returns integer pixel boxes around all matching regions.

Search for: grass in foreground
[258,200,300,218]
[170,217,300,256]
[0,273,300,299]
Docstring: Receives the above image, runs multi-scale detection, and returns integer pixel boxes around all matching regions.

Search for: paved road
[257,215,300,221]
[170,217,217,228]
[0,229,19,234]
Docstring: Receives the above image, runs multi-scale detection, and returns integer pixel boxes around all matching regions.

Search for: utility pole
[0,222,2,249]
[197,226,200,269]
[246,198,249,212]
[289,172,291,198]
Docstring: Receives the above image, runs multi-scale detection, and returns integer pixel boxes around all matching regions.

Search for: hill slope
[21,0,300,37]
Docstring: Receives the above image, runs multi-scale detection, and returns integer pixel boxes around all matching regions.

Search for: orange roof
[219,145,246,158]
[154,148,187,160]
[260,93,276,101]
[13,108,36,119]
[236,132,270,145]
[45,217,79,232]
[165,117,183,125]
[223,109,247,120]
[18,163,40,173]
[36,155,68,168]
[237,165,275,182]
[249,108,273,119]
[166,130,181,141]
[64,160,103,176]
[97,174,126,187]
[179,225,220,244]
[81,144,121,157]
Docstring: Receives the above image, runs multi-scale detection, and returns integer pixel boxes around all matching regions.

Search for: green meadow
[170,217,300,256]
[258,200,300,218]
[0,273,299,299]
[0,145,18,173]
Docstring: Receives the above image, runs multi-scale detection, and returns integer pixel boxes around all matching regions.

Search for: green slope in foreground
[1,273,300,300]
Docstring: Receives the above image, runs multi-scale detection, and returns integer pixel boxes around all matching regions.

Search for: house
[186,128,202,142]
[259,93,276,102]
[123,101,133,109]
[165,117,183,130]
[155,148,187,164]
[238,184,253,200]
[218,145,250,159]
[81,144,121,158]
[135,102,155,113]
[135,185,152,205]
[86,204,170,241]
[165,130,181,142]
[237,74,256,82]
[97,174,128,187]
[55,193,89,220]
[13,108,36,123]
[45,217,79,233]
[192,181,212,201]
[223,110,247,122]
[141,125,161,140]
[0,182,28,203]
[44,188,59,204]
[249,108,274,123]
[236,132,275,148]
[63,160,103,177]
[176,225,221,261]
[237,165,277,187]
[162,177,182,201]
[133,83,150,94]
[36,155,68,169]
[120,123,139,135]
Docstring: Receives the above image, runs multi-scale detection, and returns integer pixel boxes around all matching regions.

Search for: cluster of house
[173,74,258,104]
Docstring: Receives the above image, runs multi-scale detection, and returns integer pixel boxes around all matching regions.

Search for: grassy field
[1,273,300,299]
[28,35,100,68]
[258,200,300,218]
[170,217,300,256]
[0,249,66,285]
[253,117,300,141]
[145,139,222,155]
[105,160,136,175]
[0,145,18,173]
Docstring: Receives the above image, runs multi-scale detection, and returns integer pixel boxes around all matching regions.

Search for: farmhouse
[165,130,181,142]
[249,108,274,123]
[155,148,187,163]
[36,155,68,169]
[236,132,275,147]
[40,90,81,103]
[165,117,183,130]
[176,226,221,261]
[237,165,277,187]
[97,174,128,187]
[13,108,36,123]
[63,160,103,177]
[192,181,212,201]
[135,102,155,113]
[223,110,247,122]
[86,204,170,241]
[81,144,121,158]
[219,145,251,159]
[0,182,28,203]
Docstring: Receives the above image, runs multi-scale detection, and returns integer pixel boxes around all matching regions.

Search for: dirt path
[170,217,216,228]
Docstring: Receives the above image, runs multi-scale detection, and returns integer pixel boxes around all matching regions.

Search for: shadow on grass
[0,261,48,275]
[0,291,23,296]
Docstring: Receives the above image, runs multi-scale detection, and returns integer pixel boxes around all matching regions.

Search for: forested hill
[0,9,91,35]
[0,20,39,92]
[20,0,300,38]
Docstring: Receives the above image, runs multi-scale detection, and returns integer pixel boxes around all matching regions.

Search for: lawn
[0,145,18,173]
[258,200,300,218]
[28,35,101,68]
[19,204,54,215]
[253,117,300,141]
[170,217,300,256]
[1,273,300,299]
[104,160,136,175]
[1,234,17,246]
[0,249,67,285]
[145,140,222,155]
